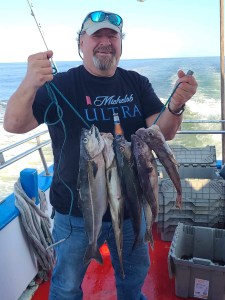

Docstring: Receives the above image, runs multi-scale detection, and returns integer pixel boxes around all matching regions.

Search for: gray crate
[168,145,217,166]
[157,145,225,241]
[160,226,178,242]
[158,209,220,223]
[159,178,225,209]
[168,223,225,299]
[158,145,219,179]
[158,200,221,215]
[157,178,225,240]
[157,216,220,231]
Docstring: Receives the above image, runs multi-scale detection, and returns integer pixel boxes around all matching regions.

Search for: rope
[153,70,194,124]
[45,82,91,129]
[14,179,54,280]
[153,82,182,124]
[41,82,84,249]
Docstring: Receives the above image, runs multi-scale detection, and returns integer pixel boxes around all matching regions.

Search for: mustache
[94,45,116,54]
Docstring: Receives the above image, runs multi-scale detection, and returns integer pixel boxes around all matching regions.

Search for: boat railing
[1,119,225,175]
[0,120,225,224]
[0,130,52,176]
[178,119,225,134]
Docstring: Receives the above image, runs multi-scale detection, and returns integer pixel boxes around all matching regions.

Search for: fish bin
[157,145,225,241]
[168,222,225,300]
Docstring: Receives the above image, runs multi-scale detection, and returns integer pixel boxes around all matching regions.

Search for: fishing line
[49,82,91,128]
[25,1,92,249]
[25,0,70,249]
[43,82,91,250]
[44,83,74,249]
[25,0,71,249]
[25,0,91,127]
[153,70,194,124]
[26,0,58,74]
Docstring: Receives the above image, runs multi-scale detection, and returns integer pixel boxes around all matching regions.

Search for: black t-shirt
[33,65,164,220]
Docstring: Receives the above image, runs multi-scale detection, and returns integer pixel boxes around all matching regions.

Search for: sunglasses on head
[83,11,123,28]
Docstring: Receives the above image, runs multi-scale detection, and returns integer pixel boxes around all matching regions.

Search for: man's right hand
[24,50,54,90]
[3,50,54,133]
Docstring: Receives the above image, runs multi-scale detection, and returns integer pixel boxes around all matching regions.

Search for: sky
[0,0,222,62]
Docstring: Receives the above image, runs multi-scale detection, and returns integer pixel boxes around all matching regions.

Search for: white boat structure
[0,130,53,300]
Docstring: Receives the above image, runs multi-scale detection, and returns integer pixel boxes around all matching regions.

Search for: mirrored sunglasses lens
[108,14,122,26]
[91,11,105,22]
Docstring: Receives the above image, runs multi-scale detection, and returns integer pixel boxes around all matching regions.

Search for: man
[4,10,197,300]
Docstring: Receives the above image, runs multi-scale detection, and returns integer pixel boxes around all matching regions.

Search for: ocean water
[0,56,223,201]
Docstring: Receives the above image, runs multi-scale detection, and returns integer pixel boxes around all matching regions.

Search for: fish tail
[114,240,125,279]
[121,268,125,279]
[145,230,154,250]
[118,250,125,279]
[84,244,103,265]
[117,251,125,279]
[131,235,140,252]
[176,194,182,209]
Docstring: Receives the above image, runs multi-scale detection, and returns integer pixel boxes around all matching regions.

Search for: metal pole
[220,0,225,163]
[36,137,51,176]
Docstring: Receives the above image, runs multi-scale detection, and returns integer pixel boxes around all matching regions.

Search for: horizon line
[0,55,222,64]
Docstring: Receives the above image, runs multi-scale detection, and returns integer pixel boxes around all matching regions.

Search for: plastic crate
[157,145,218,179]
[168,223,225,299]
[159,178,225,210]
[159,178,225,206]
[158,200,221,215]
[160,226,178,242]
[157,216,220,231]
[157,178,225,240]
[158,209,221,223]
[168,145,217,166]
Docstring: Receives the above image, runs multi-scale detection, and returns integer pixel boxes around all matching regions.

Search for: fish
[77,125,108,265]
[136,124,182,209]
[113,136,142,251]
[131,134,159,248]
[102,132,125,278]
[142,197,154,247]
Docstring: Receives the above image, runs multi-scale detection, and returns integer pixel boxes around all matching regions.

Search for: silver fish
[142,197,154,247]
[113,136,142,251]
[102,132,125,278]
[77,125,108,265]
[136,124,182,209]
[131,134,158,248]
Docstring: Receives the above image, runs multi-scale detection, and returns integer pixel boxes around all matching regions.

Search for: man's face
[80,28,122,74]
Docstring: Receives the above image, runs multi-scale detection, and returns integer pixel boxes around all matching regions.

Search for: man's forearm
[4,80,39,133]
[4,51,54,134]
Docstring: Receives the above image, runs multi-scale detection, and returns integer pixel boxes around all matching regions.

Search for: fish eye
[119,146,124,152]
[83,137,88,144]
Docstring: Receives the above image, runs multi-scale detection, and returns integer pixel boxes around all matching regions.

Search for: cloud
[122,28,184,59]
[0,24,79,62]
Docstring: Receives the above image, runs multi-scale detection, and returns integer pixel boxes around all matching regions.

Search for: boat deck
[32,224,195,300]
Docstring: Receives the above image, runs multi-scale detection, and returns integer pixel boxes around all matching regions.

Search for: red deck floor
[32,224,194,300]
